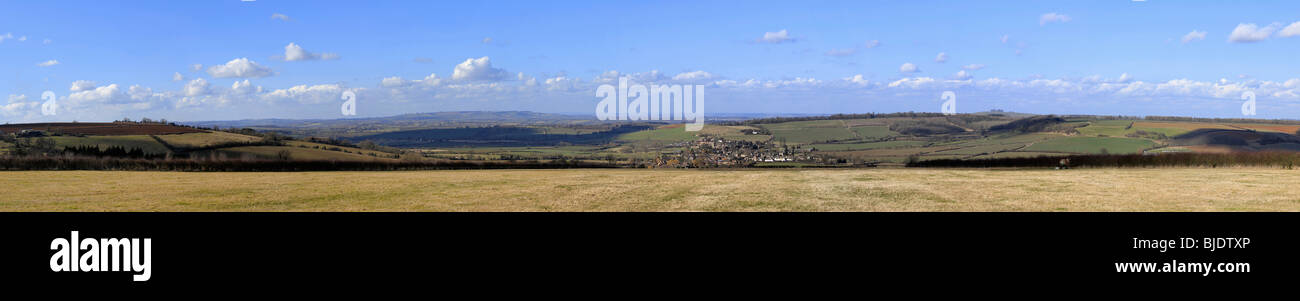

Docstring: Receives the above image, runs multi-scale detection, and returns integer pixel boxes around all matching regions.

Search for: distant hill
[0,122,205,136]
[183,111,590,128]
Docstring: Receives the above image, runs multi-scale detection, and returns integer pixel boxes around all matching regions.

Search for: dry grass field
[1,168,1298,212]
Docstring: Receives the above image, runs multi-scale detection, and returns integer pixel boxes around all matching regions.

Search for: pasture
[3,168,1297,211]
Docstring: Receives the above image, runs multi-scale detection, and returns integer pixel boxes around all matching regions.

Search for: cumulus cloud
[70,80,97,92]
[899,63,920,73]
[183,78,210,97]
[844,74,870,86]
[962,64,986,70]
[36,60,59,67]
[1228,23,1280,43]
[66,84,127,105]
[1279,21,1300,38]
[951,70,973,80]
[231,80,261,95]
[757,30,794,44]
[207,58,274,78]
[0,33,12,43]
[934,52,948,63]
[381,76,409,88]
[1182,30,1207,43]
[672,70,717,83]
[1039,13,1071,26]
[281,43,339,61]
[172,72,185,82]
[271,13,290,21]
[2,94,39,117]
[191,64,203,72]
[262,84,346,104]
[451,56,508,81]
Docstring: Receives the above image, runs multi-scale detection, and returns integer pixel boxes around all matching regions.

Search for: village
[652,136,817,168]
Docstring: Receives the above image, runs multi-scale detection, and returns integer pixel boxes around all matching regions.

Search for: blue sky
[3,0,1300,122]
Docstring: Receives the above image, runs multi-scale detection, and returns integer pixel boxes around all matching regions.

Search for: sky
[3,0,1300,122]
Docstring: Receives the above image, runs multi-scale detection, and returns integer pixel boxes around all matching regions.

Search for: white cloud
[18,36,26,42]
[865,40,881,48]
[1279,21,1300,38]
[183,78,210,97]
[888,77,936,89]
[70,80,97,92]
[262,84,346,104]
[1039,13,1071,26]
[594,70,667,84]
[36,60,59,67]
[1228,23,1280,43]
[451,56,508,81]
[2,94,38,117]
[844,74,870,86]
[66,84,128,106]
[934,52,948,63]
[7,94,27,103]
[758,30,794,44]
[899,63,919,73]
[962,64,986,71]
[191,64,203,72]
[421,73,443,86]
[127,85,156,101]
[951,70,973,80]
[672,70,717,82]
[381,76,410,88]
[0,33,12,43]
[1117,73,1133,83]
[380,74,443,88]
[207,58,274,78]
[282,42,339,61]
[1182,30,1207,43]
[271,13,290,21]
[231,80,261,95]
[482,37,493,44]
[172,72,185,82]
[543,76,582,92]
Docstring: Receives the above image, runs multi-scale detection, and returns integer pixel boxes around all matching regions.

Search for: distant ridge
[183,111,588,128]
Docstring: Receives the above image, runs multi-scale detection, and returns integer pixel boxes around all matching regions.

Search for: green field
[849,126,896,139]
[616,126,699,142]
[1021,136,1157,154]
[50,135,171,154]
[807,140,929,151]
[155,131,260,148]
[761,120,860,144]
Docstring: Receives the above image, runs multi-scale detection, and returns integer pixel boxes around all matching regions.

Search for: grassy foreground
[2,168,1298,211]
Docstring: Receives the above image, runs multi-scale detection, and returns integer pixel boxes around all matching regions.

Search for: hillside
[1,122,402,162]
